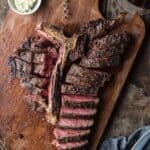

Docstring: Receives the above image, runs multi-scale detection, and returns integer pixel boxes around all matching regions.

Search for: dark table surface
[0,0,149,147]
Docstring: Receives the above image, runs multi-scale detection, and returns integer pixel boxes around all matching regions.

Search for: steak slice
[65,65,111,88]
[91,32,129,50]
[54,128,90,143]
[80,55,121,69]
[60,107,97,118]
[88,43,125,59]
[20,76,49,88]
[62,95,99,108]
[52,140,88,150]
[61,84,99,97]
[57,118,94,129]
[20,75,49,95]
[79,14,125,40]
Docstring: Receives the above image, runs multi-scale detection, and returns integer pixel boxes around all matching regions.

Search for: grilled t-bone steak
[8,14,130,150]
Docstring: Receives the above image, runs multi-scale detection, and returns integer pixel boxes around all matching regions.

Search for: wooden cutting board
[0,0,145,150]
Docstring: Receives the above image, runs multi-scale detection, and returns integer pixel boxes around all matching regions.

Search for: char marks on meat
[79,14,125,40]
[62,84,99,97]
[91,32,129,49]
[65,64,111,87]
[68,14,125,62]
[87,43,125,58]
[8,37,58,96]
[62,65,111,96]
[80,55,121,69]
[80,32,129,69]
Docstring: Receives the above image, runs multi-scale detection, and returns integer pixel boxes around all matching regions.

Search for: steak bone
[36,23,79,125]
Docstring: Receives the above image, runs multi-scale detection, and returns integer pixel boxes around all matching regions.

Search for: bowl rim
[8,0,42,15]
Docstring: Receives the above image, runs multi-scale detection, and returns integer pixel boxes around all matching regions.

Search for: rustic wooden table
[0,0,149,148]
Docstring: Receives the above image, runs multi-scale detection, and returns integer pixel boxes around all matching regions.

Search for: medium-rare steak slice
[65,64,111,88]
[62,95,99,108]
[80,55,121,69]
[91,32,129,50]
[54,128,90,143]
[79,14,125,40]
[57,118,94,129]
[61,84,99,97]
[88,43,125,58]
[52,140,88,150]
[60,107,97,118]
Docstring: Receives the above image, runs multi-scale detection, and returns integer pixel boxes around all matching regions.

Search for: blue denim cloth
[99,126,150,150]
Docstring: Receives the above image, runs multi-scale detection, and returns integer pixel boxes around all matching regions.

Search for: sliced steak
[61,84,99,97]
[15,58,32,74]
[54,128,90,143]
[60,107,97,118]
[68,14,126,62]
[57,118,94,129]
[66,67,111,88]
[8,37,59,109]
[88,43,125,58]
[62,95,99,108]
[20,76,49,88]
[79,14,125,40]
[8,36,58,86]
[91,32,129,50]
[52,140,88,150]
[80,55,121,69]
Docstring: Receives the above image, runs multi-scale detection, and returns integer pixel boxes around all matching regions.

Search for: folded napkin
[99,126,150,150]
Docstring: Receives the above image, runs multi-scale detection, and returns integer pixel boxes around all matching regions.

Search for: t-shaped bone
[36,23,78,125]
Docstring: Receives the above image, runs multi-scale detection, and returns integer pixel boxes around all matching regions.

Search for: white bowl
[8,0,42,15]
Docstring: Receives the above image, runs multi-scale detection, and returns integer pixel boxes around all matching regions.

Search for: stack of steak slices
[8,14,130,150]
[8,36,58,108]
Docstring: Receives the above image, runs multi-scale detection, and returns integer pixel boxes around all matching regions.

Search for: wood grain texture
[0,0,145,150]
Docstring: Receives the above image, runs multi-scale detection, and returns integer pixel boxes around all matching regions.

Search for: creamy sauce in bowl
[14,0,37,13]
